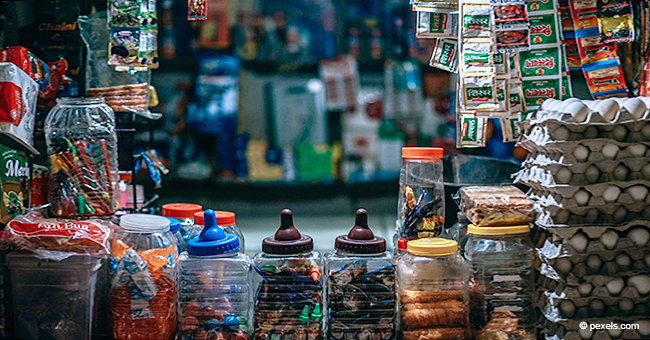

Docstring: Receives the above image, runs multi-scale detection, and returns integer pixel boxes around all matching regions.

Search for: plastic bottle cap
[194,211,205,225]
[215,211,235,226]
[162,203,202,220]
[187,210,240,256]
[467,224,530,236]
[262,209,313,255]
[407,238,458,256]
[397,238,408,251]
[164,217,181,233]
[335,209,386,254]
[401,147,443,160]
[120,214,170,233]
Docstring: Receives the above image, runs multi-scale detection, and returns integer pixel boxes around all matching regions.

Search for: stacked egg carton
[515,97,650,340]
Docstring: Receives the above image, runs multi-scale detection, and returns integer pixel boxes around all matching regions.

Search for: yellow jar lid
[407,238,458,256]
[467,224,531,236]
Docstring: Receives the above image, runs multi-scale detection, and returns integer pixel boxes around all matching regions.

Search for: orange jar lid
[162,203,202,220]
[402,147,443,160]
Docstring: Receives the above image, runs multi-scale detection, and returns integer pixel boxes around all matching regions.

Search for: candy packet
[460,40,494,74]
[429,38,459,72]
[417,11,459,38]
[457,112,488,147]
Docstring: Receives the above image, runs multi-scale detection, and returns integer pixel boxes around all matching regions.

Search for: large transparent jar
[109,214,178,340]
[45,97,118,217]
[178,210,251,340]
[397,238,469,340]
[397,147,445,243]
[162,203,202,252]
[252,209,324,340]
[325,209,396,340]
[192,210,246,253]
[444,212,470,257]
[464,225,535,340]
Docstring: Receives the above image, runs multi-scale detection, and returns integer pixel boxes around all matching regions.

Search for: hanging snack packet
[461,41,494,74]
[509,81,525,112]
[462,76,498,110]
[429,38,459,72]
[560,2,575,39]
[526,0,555,13]
[529,12,560,46]
[495,25,531,52]
[500,113,523,142]
[508,52,521,79]
[461,4,492,38]
[494,52,507,75]
[597,0,633,43]
[519,46,561,77]
[564,40,582,69]
[413,1,459,12]
[108,28,144,69]
[188,0,208,20]
[108,0,140,28]
[457,112,488,148]
[492,4,528,25]
[417,11,459,38]
[521,77,561,108]
[583,64,628,94]
[562,73,573,99]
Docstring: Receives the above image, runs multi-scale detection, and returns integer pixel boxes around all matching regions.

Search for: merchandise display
[191,210,245,253]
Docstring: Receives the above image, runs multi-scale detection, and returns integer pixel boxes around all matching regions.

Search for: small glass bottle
[465,224,535,340]
[252,209,324,340]
[397,238,470,340]
[192,210,245,253]
[162,203,202,251]
[325,209,396,340]
[178,210,251,340]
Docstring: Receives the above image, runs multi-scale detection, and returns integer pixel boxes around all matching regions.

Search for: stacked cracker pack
[515,97,650,340]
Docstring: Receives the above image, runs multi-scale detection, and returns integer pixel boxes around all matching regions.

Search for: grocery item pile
[515,97,650,339]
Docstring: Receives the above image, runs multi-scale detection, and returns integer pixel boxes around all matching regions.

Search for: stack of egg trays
[514,105,650,339]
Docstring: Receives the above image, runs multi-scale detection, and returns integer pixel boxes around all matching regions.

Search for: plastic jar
[165,216,183,251]
[162,203,202,252]
[109,214,178,340]
[445,212,470,257]
[325,209,396,340]
[397,238,469,340]
[193,210,245,253]
[178,210,251,340]
[464,224,535,340]
[45,97,118,217]
[252,209,324,340]
[397,147,445,242]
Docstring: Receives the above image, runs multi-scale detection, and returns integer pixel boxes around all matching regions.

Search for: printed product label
[462,117,479,141]
[520,47,560,77]
[430,38,458,72]
[529,13,559,46]
[7,220,111,246]
[527,0,555,13]
[494,53,506,74]
[462,4,492,38]
[430,13,448,33]
[521,78,561,107]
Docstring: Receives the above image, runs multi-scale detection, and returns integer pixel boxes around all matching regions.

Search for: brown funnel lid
[335,209,386,254]
[262,209,313,255]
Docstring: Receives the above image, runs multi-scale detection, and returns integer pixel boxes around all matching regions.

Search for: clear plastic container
[45,97,118,217]
[397,238,470,340]
[464,225,535,340]
[397,147,445,243]
[109,214,178,340]
[162,203,202,252]
[325,209,396,340]
[192,210,245,253]
[178,210,251,340]
[7,251,103,340]
[444,212,470,257]
[165,216,183,252]
[252,209,324,340]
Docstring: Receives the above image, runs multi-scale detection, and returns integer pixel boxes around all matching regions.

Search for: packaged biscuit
[461,4,492,38]
[416,11,459,38]
[521,77,562,108]
[429,38,459,72]
[458,185,534,226]
[462,76,498,110]
[457,112,488,147]
[460,41,494,73]
[519,46,561,77]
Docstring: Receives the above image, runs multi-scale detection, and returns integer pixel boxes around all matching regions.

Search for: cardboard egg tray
[515,159,650,188]
[518,137,650,163]
[537,314,650,340]
[535,205,650,227]
[527,181,650,209]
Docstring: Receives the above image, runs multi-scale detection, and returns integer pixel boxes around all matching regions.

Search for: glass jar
[109,214,178,340]
[464,225,535,340]
[444,212,470,257]
[397,238,470,340]
[178,210,251,340]
[252,209,324,340]
[325,209,396,340]
[45,97,118,217]
[165,216,183,252]
[396,147,445,243]
[162,203,202,252]
[192,210,245,253]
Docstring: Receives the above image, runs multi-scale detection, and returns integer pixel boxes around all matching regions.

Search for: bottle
[397,238,470,340]
[178,210,251,340]
[192,210,245,253]
[325,209,396,340]
[252,209,324,340]
[162,203,203,252]
[464,224,535,340]
[165,216,183,252]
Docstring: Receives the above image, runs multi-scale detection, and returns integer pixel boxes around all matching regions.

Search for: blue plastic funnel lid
[187,210,240,256]
[164,217,181,233]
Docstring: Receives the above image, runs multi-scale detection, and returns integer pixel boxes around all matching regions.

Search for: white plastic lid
[120,214,170,233]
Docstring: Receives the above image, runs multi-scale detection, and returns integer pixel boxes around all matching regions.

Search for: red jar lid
[335,209,386,254]
[194,211,235,226]
[401,147,443,160]
[262,209,313,255]
[162,203,202,220]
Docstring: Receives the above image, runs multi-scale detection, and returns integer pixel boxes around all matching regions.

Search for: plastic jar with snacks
[397,147,445,243]
[162,203,202,252]
[397,238,470,340]
[45,97,119,217]
[325,209,396,340]
[109,214,178,340]
[252,209,324,340]
[192,210,245,253]
[178,210,251,340]
[464,224,535,340]
[165,217,183,251]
